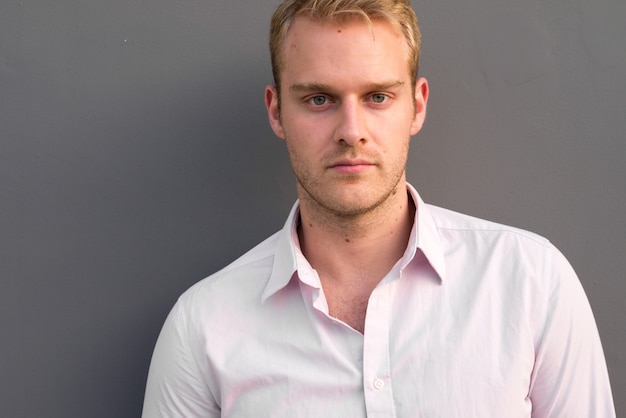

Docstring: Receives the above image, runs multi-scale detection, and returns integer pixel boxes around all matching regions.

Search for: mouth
[329,159,375,174]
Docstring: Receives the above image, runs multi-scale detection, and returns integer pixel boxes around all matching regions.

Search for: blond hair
[269,0,421,91]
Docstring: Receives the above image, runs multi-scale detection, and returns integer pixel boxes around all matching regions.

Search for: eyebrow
[289,80,405,93]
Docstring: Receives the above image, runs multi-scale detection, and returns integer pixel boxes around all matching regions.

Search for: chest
[323,284,372,333]
[207,276,536,417]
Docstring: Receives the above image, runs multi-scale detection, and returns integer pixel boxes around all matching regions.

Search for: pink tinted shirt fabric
[142,184,615,417]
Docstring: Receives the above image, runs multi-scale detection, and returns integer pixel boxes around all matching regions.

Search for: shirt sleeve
[142,300,220,418]
[529,245,615,417]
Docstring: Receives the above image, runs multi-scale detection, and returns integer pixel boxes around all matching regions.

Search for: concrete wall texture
[1,1,624,416]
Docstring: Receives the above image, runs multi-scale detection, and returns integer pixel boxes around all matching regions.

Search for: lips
[329,158,374,174]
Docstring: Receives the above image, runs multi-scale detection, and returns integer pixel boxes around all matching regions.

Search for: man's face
[265,16,428,217]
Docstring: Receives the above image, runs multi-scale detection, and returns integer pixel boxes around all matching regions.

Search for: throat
[323,280,374,334]
[297,188,416,333]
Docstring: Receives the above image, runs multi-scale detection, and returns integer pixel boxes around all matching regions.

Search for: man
[142,1,615,416]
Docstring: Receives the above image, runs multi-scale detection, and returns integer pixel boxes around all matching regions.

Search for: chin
[321,193,387,218]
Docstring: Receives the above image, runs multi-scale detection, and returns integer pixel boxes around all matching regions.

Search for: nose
[335,98,366,146]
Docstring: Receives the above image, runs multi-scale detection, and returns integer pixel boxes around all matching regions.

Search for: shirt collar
[406,183,447,283]
[261,183,446,301]
[261,203,301,301]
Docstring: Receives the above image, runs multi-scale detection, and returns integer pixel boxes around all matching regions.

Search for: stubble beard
[287,139,410,222]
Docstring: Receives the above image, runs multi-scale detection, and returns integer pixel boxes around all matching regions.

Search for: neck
[297,182,415,288]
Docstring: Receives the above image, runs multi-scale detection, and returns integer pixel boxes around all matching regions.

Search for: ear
[265,85,285,139]
[410,77,429,136]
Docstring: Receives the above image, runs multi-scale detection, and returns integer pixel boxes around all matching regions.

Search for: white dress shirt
[142,184,615,417]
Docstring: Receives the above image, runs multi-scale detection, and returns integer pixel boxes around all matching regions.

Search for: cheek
[285,115,325,136]
[282,118,328,150]
[285,135,314,160]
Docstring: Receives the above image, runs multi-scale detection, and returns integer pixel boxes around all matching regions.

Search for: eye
[370,93,388,104]
[308,95,328,106]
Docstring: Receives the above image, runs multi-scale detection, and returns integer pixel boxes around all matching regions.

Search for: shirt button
[373,378,385,390]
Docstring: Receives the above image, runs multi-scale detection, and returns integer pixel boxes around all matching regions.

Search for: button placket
[362,283,396,416]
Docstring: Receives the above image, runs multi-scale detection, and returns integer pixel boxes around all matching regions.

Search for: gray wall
[1,1,623,416]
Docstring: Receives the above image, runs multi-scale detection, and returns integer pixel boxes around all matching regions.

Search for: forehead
[280,16,410,84]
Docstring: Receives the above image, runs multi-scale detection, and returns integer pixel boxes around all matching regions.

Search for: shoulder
[426,203,552,249]
[178,231,282,310]
[424,203,573,294]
